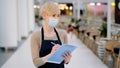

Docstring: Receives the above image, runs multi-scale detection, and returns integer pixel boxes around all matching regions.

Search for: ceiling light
[89,3,95,6]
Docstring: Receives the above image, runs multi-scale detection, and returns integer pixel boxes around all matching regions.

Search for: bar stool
[84,32,90,46]
[78,26,86,42]
[103,40,120,64]
[117,51,120,68]
[114,46,120,68]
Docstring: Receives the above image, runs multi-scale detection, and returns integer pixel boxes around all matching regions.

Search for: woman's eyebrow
[53,14,60,17]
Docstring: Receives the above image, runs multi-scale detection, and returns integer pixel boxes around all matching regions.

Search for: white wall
[28,0,35,32]
[0,0,18,47]
[18,0,29,38]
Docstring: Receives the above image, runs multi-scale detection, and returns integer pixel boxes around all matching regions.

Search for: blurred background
[0,0,120,68]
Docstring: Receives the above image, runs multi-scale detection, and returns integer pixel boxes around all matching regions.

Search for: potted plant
[98,22,107,37]
[35,14,40,23]
[71,18,77,23]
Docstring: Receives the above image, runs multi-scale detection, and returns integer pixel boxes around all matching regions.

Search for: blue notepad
[47,44,77,64]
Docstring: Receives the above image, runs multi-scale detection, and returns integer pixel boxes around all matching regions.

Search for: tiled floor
[0,32,32,67]
[0,50,14,67]
[1,29,108,68]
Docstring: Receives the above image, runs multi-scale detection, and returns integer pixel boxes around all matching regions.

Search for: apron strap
[41,27,44,40]
[54,28,61,42]
[41,27,61,42]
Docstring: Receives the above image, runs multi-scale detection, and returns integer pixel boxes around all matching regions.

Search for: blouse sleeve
[63,31,68,44]
[30,32,45,67]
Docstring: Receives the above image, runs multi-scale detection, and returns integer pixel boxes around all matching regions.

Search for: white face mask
[48,17,59,27]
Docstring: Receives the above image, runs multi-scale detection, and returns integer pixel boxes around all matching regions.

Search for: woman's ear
[41,12,46,19]
[42,12,50,21]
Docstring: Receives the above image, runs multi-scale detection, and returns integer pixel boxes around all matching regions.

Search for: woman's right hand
[50,44,60,54]
[41,44,60,63]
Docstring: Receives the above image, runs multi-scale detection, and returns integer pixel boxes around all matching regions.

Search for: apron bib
[38,28,64,68]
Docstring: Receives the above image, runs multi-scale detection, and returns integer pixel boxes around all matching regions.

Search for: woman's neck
[43,21,54,33]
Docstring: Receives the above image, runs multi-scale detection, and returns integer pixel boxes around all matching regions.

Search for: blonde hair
[40,2,60,16]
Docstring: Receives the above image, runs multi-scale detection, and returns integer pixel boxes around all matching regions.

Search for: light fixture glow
[69,6,73,10]
[89,3,95,6]
[65,6,68,10]
[118,2,120,9]
[111,2,115,6]
[96,3,101,6]
[59,4,66,10]
[34,5,37,8]
[34,5,40,8]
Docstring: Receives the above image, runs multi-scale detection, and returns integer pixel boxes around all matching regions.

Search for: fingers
[53,44,60,50]
[54,44,60,48]
[50,44,60,54]
[65,51,72,57]
[66,52,71,57]
[62,51,72,64]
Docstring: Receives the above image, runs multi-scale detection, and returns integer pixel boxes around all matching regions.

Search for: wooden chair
[83,25,94,46]
[114,48,120,68]
[118,51,120,68]
[84,32,90,46]
[103,40,120,64]
[78,26,86,42]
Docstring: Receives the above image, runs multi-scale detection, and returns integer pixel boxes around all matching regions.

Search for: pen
[51,42,56,45]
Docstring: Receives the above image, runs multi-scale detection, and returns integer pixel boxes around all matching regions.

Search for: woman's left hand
[62,51,72,64]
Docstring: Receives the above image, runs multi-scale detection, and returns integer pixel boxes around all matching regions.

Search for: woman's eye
[53,14,56,17]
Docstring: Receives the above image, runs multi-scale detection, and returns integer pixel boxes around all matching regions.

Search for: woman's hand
[50,44,60,54]
[41,44,60,63]
[63,51,72,64]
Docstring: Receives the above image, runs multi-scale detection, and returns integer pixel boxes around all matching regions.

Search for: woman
[31,2,72,68]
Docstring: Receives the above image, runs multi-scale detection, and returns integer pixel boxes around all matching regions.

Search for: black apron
[38,27,64,68]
